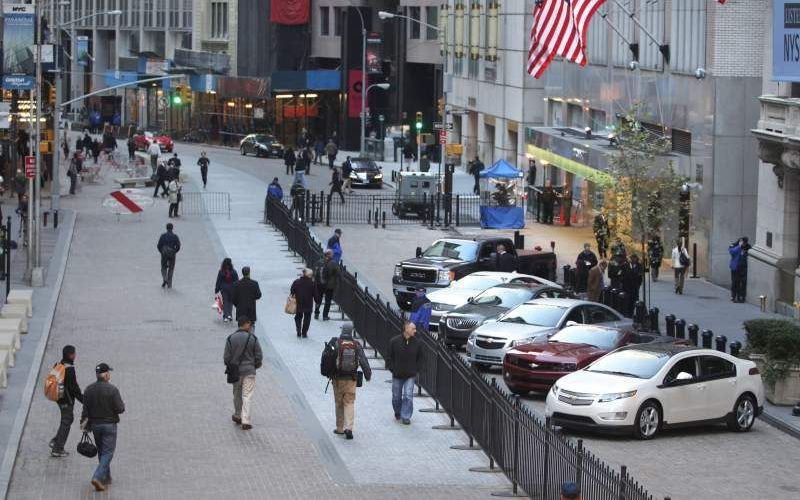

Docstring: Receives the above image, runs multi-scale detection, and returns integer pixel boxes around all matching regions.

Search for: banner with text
[775,1,800,80]
[77,36,90,67]
[2,4,35,90]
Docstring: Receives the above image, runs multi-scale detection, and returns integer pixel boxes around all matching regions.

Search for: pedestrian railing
[264,197,658,500]
[179,191,231,219]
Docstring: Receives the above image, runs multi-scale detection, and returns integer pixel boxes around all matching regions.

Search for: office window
[589,109,606,131]
[334,7,344,36]
[120,0,128,26]
[169,0,179,28]
[183,0,192,28]
[671,0,706,74]
[129,31,140,54]
[131,0,140,27]
[319,6,330,36]
[409,7,421,39]
[144,0,153,27]
[567,104,584,128]
[108,0,117,26]
[156,0,166,27]
[426,6,438,40]
[97,0,106,26]
[211,2,228,39]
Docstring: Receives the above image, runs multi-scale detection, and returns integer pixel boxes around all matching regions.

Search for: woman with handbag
[289,268,316,338]
[215,258,239,322]
[671,239,691,295]
[167,177,181,218]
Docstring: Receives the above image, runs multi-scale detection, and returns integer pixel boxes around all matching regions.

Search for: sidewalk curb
[760,410,800,440]
[0,210,76,499]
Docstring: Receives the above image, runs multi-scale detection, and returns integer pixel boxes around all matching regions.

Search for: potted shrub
[743,318,800,405]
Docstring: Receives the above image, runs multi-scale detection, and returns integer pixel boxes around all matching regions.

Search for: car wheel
[633,401,661,440]
[727,394,756,432]
[241,147,246,156]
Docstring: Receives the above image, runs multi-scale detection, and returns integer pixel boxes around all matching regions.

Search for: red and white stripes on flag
[528,0,607,79]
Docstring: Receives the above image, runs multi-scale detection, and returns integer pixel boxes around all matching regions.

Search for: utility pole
[29,0,43,285]
[51,4,63,214]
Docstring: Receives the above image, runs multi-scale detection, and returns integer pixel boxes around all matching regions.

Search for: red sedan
[134,130,174,153]
[502,325,681,395]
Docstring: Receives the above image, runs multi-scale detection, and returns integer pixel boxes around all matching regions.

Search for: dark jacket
[156,163,168,180]
[334,333,372,381]
[323,259,340,291]
[575,250,598,273]
[81,380,125,425]
[290,276,316,312]
[223,329,263,377]
[621,262,643,294]
[386,334,424,379]
[157,231,181,255]
[58,361,83,405]
[197,157,210,170]
[231,277,262,321]
[494,251,517,273]
[215,268,239,294]
[284,149,296,166]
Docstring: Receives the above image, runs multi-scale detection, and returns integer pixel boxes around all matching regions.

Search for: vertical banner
[270,0,310,25]
[347,69,363,119]
[366,33,383,74]
[2,4,35,90]
[76,36,90,67]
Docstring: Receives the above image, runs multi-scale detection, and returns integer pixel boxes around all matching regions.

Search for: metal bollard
[687,324,699,346]
[562,265,572,287]
[759,295,767,312]
[701,329,713,349]
[675,319,686,339]
[648,307,660,333]
[730,341,742,357]
[609,288,619,311]
[633,301,646,325]
[715,335,727,352]
[616,291,628,317]
[665,315,676,337]
[600,286,612,306]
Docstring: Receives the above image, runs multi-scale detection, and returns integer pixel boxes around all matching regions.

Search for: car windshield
[500,304,566,327]
[586,349,671,379]
[254,135,274,143]
[422,241,478,261]
[472,287,535,308]
[352,160,379,171]
[549,328,621,350]
[452,275,502,290]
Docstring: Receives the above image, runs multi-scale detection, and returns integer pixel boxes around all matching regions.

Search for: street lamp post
[349,7,367,157]
[364,82,390,150]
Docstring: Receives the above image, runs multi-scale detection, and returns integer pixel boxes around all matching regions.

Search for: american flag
[527,0,607,79]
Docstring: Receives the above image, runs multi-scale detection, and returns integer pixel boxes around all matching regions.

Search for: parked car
[393,236,558,310]
[545,344,764,439]
[349,157,383,188]
[466,299,629,370]
[439,282,571,346]
[240,134,284,158]
[134,130,174,153]
[503,325,682,395]
[427,272,560,331]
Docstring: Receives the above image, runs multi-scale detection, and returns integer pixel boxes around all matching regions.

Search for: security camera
[695,67,706,79]
[628,60,639,71]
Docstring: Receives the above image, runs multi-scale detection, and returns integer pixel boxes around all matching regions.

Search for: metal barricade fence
[180,191,231,219]
[264,197,657,500]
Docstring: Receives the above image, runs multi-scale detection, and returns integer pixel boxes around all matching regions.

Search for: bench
[1,303,28,333]
[0,318,23,346]
[0,350,8,388]
[0,332,19,368]
[6,289,33,317]
[117,177,155,189]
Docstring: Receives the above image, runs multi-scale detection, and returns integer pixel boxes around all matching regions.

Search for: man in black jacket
[494,243,517,273]
[80,363,125,492]
[575,243,598,293]
[231,266,262,323]
[386,322,424,425]
[156,223,181,288]
[316,250,339,320]
[153,162,169,198]
[331,323,371,440]
[49,345,83,457]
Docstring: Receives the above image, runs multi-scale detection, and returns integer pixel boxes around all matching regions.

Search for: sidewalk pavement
[6,146,507,498]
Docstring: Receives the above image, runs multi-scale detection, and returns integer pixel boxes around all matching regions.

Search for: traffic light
[415,111,423,131]
[437,97,445,118]
[181,86,192,106]
[171,90,182,106]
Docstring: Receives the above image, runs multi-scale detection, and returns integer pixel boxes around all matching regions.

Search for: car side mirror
[416,247,423,258]
[675,371,693,381]
[565,321,579,327]
[467,296,475,304]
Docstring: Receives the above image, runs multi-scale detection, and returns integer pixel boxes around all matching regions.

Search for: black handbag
[225,333,252,384]
[356,370,364,388]
[77,432,98,458]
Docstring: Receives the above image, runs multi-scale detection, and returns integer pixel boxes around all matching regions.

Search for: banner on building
[366,33,383,74]
[2,4,35,90]
[271,0,310,25]
[347,69,363,119]
[775,1,800,81]
[77,36,90,67]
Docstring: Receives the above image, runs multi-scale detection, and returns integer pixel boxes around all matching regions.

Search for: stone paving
[6,149,506,499]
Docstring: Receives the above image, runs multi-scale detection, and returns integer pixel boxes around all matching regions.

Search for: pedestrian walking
[621,254,643,310]
[386,322,423,425]
[290,268,316,338]
[647,234,664,282]
[267,177,284,201]
[167,153,181,180]
[284,147,296,175]
[729,237,750,303]
[167,177,181,218]
[215,258,239,322]
[315,250,339,320]
[494,243,517,272]
[586,260,607,303]
[593,212,610,259]
[314,138,325,165]
[290,179,306,220]
[231,266,262,324]
[325,139,338,169]
[302,148,313,175]
[330,168,345,203]
[527,161,537,187]
[541,180,556,225]
[67,153,80,195]
[197,152,210,189]
[560,187,573,226]
[91,138,101,165]
[575,243,598,293]
[469,156,484,195]
[327,228,343,263]
[153,162,169,198]
[671,240,691,295]
[341,157,353,194]
[48,345,83,458]
[327,323,371,440]
[223,317,262,430]
[80,363,125,492]
[419,155,431,173]
[147,141,160,174]
[157,223,181,288]
[126,136,136,161]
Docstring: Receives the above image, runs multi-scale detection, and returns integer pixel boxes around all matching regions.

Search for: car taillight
[749,367,760,375]
[449,271,455,281]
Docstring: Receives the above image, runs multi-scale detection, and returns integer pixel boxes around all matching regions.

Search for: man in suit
[494,243,517,273]
[231,266,262,324]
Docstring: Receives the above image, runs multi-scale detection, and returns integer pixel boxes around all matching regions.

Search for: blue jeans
[392,377,416,420]
[91,423,117,484]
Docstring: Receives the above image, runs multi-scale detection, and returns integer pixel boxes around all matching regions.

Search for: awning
[271,70,340,92]
[526,144,613,187]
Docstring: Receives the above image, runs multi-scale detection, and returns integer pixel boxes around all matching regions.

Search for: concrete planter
[750,354,800,405]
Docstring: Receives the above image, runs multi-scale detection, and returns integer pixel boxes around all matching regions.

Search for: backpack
[320,337,339,378]
[337,339,359,376]
[44,362,66,402]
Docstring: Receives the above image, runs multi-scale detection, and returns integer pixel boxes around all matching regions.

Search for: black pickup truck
[392,236,558,310]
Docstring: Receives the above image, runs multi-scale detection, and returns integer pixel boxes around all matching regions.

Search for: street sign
[433,122,454,131]
[439,130,447,145]
[24,156,35,179]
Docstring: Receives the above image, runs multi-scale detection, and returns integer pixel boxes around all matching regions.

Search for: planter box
[750,354,800,405]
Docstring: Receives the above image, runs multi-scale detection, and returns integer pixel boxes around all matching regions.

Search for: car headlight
[258,144,268,149]
[510,337,537,348]
[394,265,402,278]
[432,303,453,312]
[550,383,559,396]
[374,173,383,179]
[437,270,451,283]
[597,390,637,403]
[350,173,358,179]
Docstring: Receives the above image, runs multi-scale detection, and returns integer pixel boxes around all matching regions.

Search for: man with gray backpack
[320,323,371,440]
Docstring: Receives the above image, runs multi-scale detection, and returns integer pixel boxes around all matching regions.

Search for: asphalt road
[170,142,800,500]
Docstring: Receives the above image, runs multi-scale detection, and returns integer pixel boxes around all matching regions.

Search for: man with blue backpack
[320,323,371,440]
